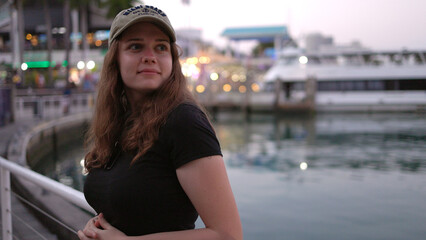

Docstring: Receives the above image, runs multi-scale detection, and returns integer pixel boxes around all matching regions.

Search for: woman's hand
[77,213,127,240]
[78,215,100,239]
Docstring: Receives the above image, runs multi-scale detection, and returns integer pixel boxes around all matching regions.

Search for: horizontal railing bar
[0,157,95,215]
[12,191,78,236]
[11,209,50,240]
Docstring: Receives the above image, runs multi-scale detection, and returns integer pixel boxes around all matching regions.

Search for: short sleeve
[162,103,222,169]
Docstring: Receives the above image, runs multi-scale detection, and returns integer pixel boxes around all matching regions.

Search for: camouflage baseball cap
[108,5,176,47]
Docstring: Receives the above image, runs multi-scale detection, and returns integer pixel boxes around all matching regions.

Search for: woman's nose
[142,56,156,64]
[142,49,156,64]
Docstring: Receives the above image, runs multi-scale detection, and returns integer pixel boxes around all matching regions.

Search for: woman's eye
[156,44,168,52]
[129,44,142,50]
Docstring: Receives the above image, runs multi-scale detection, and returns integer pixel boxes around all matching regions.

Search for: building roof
[221,26,288,42]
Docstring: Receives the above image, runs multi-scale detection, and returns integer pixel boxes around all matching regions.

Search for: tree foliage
[97,0,143,18]
[252,42,274,57]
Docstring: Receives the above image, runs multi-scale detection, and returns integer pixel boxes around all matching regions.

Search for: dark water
[36,112,426,240]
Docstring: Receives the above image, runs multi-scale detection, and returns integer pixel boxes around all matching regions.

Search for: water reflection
[32,112,426,240]
[33,139,86,192]
[212,112,426,240]
[215,112,426,173]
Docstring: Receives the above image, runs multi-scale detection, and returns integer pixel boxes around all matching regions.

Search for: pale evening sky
[143,0,426,51]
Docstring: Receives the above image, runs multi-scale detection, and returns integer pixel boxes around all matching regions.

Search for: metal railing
[1,110,94,239]
[14,93,95,120]
[0,156,95,240]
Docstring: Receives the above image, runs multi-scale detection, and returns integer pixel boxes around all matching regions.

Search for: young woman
[78,5,242,240]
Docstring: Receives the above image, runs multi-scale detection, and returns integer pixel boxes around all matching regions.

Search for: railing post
[17,98,23,119]
[39,96,45,119]
[1,167,13,240]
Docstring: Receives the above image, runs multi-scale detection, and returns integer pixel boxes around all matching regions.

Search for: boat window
[308,57,321,65]
[354,81,366,90]
[399,79,426,90]
[279,56,299,65]
[293,82,305,90]
[318,81,338,91]
[342,81,355,91]
[367,81,385,90]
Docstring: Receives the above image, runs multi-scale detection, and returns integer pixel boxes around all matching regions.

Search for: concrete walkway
[1,120,58,240]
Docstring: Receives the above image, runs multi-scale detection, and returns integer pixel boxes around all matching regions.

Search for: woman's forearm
[128,227,240,240]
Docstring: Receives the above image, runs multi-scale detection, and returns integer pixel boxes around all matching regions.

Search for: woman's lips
[138,68,159,74]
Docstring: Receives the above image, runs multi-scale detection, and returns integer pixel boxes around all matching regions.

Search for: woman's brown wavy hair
[84,37,197,172]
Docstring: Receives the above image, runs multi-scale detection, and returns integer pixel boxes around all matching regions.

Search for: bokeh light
[299,56,308,64]
[210,72,219,81]
[199,56,210,64]
[251,83,260,92]
[86,60,95,70]
[77,61,85,70]
[223,84,232,92]
[231,74,239,82]
[196,85,205,93]
[300,162,308,170]
[21,63,28,71]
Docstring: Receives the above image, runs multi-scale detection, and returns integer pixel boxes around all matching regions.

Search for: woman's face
[118,22,173,102]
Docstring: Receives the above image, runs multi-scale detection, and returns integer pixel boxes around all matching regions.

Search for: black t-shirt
[83,103,222,236]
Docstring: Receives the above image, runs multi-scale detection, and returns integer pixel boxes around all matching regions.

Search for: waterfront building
[0,0,112,65]
[0,1,214,89]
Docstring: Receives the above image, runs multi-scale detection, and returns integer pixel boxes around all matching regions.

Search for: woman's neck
[125,90,153,111]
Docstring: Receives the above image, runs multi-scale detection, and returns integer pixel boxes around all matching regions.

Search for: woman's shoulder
[169,102,204,119]
[172,102,202,112]
[166,102,209,128]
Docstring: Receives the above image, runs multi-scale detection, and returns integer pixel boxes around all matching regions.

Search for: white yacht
[264,47,426,111]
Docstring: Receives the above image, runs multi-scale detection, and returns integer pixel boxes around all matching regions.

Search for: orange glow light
[251,83,260,92]
[223,84,232,92]
[196,85,205,93]
[199,56,210,64]
[95,40,102,47]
